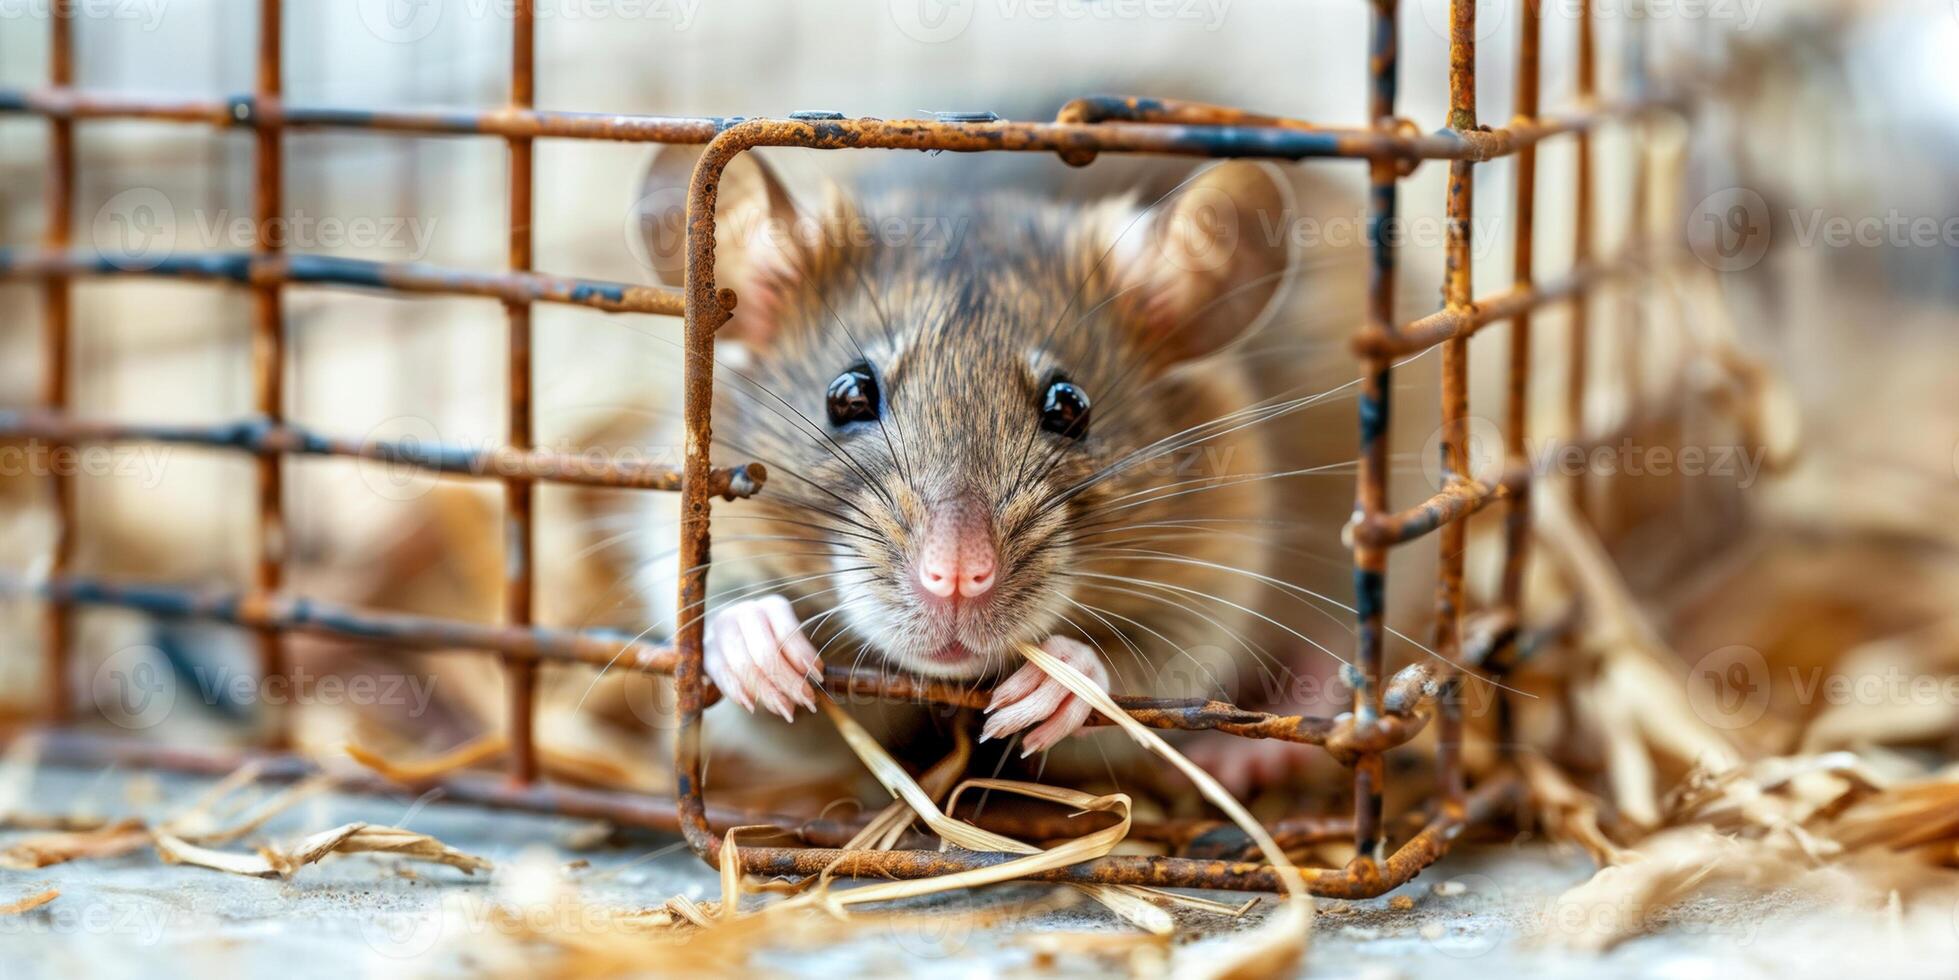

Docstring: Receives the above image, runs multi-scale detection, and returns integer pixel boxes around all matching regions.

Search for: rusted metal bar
[1348,0,1402,871]
[0,0,1700,890]
[6,571,1445,755]
[29,731,885,849]
[1568,0,1599,518]
[40,1,76,725]
[0,88,731,140]
[722,772,1519,896]
[845,662,1438,753]
[1354,465,1526,547]
[0,410,765,497]
[251,0,287,745]
[1501,0,1545,638]
[1351,258,1617,357]
[1615,2,1653,538]
[0,249,685,316]
[1432,0,1480,818]
[0,85,1680,163]
[27,730,1360,857]
[504,0,540,786]
[662,97,1616,868]
[14,575,675,673]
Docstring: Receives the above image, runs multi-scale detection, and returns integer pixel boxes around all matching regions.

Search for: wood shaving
[155,821,490,879]
[345,735,507,784]
[0,889,58,916]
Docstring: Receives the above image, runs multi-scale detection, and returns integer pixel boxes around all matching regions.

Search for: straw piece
[813,699,1171,934]
[1016,642,1313,980]
[0,820,150,869]
[0,889,58,916]
[154,821,491,879]
[345,735,508,784]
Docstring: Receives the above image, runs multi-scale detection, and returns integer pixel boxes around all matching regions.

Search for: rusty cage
[1,0,1685,897]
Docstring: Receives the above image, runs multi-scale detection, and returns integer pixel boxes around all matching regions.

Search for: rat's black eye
[826,363,880,427]
[1040,377,1091,439]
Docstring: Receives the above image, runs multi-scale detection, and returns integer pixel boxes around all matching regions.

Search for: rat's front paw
[703,595,823,722]
[981,636,1111,755]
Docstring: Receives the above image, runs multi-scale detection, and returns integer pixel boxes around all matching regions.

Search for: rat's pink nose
[916,494,997,602]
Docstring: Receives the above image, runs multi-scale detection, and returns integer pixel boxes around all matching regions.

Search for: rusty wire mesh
[0,0,1682,897]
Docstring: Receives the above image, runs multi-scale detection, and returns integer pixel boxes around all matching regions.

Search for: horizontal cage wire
[0,0,1682,897]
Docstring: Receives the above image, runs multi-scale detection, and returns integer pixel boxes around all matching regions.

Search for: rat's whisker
[1055,572,1292,693]
[1068,569,1350,669]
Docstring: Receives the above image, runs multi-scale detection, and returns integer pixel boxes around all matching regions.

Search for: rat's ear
[1107,161,1295,368]
[633,145,803,345]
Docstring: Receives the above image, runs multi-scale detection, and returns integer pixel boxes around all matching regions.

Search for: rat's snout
[914,493,997,604]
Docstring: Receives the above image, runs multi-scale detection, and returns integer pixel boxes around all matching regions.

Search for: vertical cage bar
[1566,0,1597,515]
[504,0,540,784]
[40,5,76,723]
[1433,0,1477,815]
[673,147,731,860]
[1615,1,1650,535]
[251,0,287,744]
[1350,0,1401,870]
[1499,0,1542,636]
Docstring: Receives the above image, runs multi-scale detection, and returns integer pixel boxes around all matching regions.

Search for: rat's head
[639,148,1294,679]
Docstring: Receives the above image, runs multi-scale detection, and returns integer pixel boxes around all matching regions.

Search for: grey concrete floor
[0,765,1947,978]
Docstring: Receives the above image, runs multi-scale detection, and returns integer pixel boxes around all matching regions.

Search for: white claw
[981,636,1110,754]
[703,595,823,720]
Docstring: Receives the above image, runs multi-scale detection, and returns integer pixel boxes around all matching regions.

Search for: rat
[631,144,1313,773]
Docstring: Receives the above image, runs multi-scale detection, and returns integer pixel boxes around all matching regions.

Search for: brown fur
[644,151,1294,700]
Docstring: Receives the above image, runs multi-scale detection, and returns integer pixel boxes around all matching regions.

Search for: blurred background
[0,0,1956,930]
